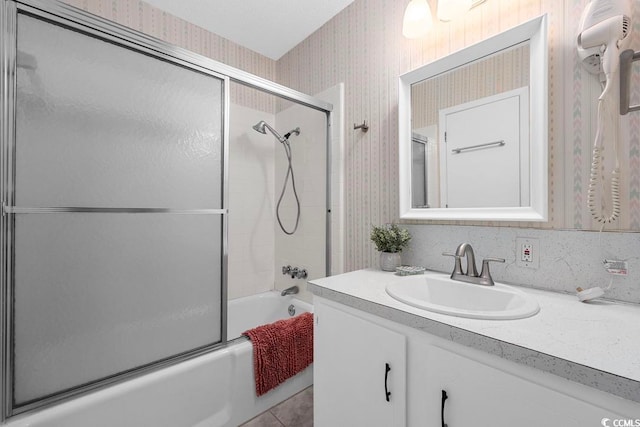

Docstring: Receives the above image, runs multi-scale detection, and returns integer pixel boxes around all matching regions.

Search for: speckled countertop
[308,269,640,403]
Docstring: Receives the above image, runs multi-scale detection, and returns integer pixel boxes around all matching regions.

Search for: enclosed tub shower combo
[3,292,313,426]
[0,0,330,425]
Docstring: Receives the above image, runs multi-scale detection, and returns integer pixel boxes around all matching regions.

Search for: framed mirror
[399,15,548,221]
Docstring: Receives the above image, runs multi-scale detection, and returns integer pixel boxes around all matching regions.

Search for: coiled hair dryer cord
[588,147,621,223]
[587,86,621,224]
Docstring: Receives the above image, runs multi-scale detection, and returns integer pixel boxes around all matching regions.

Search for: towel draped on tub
[242,311,314,396]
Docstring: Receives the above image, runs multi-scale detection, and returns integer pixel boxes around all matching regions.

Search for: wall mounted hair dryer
[577,0,631,90]
[576,0,632,225]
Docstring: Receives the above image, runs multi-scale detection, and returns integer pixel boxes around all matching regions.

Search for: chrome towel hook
[353,121,369,132]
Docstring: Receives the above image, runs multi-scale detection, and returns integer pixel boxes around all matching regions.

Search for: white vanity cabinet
[420,345,628,426]
[314,301,406,427]
[313,297,640,427]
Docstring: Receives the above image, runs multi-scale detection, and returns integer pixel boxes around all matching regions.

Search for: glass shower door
[4,9,227,411]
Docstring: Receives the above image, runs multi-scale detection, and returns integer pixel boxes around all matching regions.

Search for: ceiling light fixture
[403,0,488,38]
[402,0,433,39]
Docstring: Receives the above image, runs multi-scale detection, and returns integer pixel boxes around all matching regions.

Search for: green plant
[370,224,411,253]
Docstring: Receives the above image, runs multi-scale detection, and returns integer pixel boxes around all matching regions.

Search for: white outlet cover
[516,237,539,269]
[522,244,533,262]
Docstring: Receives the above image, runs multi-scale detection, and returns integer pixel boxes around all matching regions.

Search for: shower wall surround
[273,84,346,303]
[273,104,327,301]
[228,103,276,299]
[277,0,640,272]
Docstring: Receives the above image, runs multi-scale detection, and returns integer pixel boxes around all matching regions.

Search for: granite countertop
[308,268,640,403]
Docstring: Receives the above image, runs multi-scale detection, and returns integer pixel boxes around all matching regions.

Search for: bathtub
[5,291,313,427]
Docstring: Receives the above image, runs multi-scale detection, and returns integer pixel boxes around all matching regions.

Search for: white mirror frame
[399,14,548,221]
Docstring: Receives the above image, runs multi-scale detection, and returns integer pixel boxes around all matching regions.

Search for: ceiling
[143,0,356,60]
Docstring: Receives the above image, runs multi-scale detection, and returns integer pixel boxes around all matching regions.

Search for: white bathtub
[5,291,313,427]
[227,291,312,340]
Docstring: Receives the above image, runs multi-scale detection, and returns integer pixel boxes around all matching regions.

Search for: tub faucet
[281,285,299,296]
[443,243,505,286]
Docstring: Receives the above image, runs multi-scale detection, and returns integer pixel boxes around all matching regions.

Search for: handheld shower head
[252,120,267,134]
[250,120,302,235]
[252,120,286,143]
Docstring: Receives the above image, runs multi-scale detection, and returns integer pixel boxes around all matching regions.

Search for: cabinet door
[314,302,406,427]
[423,345,628,427]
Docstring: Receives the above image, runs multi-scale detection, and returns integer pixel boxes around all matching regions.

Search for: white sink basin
[386,273,539,320]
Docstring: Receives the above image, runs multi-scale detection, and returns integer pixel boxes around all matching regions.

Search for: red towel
[242,312,314,396]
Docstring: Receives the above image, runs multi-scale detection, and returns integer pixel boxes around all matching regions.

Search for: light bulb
[403,0,434,39]
[437,0,472,22]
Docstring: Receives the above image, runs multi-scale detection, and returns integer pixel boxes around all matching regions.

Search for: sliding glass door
[2,3,227,414]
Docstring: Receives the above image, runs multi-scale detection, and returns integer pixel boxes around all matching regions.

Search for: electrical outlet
[603,259,628,276]
[516,237,539,269]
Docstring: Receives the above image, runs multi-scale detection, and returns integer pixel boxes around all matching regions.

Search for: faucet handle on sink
[442,252,463,276]
[479,257,505,286]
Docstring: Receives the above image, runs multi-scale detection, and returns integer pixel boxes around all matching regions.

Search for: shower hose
[277,138,300,235]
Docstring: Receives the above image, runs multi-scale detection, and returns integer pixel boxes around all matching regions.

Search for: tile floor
[240,386,313,427]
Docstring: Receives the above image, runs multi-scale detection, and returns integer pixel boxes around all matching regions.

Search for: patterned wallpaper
[61,0,277,113]
[411,43,529,128]
[276,0,640,271]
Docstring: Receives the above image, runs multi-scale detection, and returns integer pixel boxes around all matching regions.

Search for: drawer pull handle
[384,363,391,402]
[441,389,448,427]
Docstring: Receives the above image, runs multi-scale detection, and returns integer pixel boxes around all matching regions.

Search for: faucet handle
[442,252,463,276]
[479,257,505,286]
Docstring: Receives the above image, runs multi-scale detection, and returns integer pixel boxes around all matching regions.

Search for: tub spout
[281,285,299,296]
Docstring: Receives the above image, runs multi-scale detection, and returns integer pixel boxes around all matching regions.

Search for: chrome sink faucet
[443,243,505,286]
[454,242,478,277]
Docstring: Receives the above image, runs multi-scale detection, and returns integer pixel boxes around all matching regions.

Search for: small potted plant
[370,224,411,271]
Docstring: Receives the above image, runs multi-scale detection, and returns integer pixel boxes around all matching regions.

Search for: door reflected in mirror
[411,44,529,209]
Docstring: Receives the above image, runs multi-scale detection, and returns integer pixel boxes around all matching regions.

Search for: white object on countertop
[576,286,605,302]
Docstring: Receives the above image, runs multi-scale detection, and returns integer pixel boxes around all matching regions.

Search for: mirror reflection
[399,15,547,221]
[410,43,530,209]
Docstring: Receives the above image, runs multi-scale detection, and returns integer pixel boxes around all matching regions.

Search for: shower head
[252,120,288,143]
[252,121,302,234]
[252,120,267,134]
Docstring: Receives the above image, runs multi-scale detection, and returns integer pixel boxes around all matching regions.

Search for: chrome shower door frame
[0,0,234,418]
[1,0,334,420]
